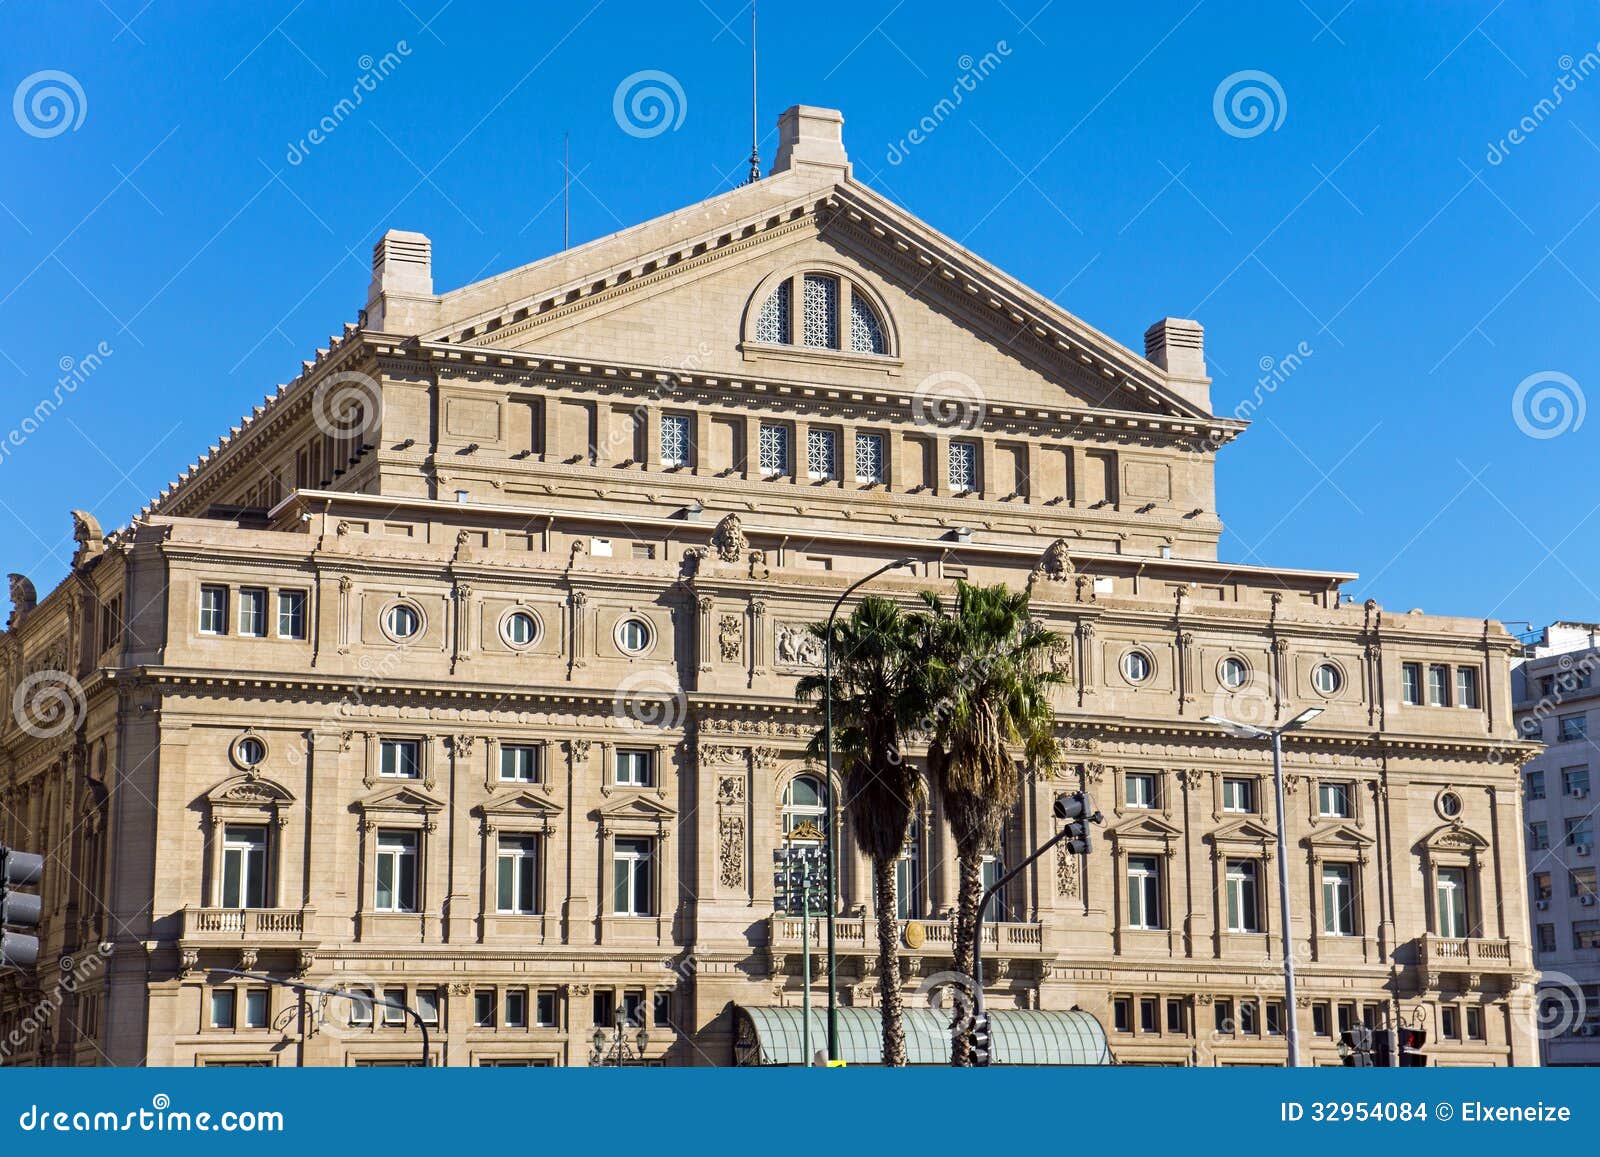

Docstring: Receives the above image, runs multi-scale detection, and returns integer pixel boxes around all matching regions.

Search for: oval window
[235,737,266,767]
[1313,663,1343,696]
[385,603,421,640]
[1439,790,1463,819]
[1122,651,1153,684]
[503,611,539,648]
[617,618,652,654]
[1220,657,1248,690]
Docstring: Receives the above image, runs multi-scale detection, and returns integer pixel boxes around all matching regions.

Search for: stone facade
[0,106,1540,1067]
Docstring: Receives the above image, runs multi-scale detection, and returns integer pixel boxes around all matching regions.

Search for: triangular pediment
[355,784,445,814]
[1302,822,1376,851]
[1108,814,1185,841]
[1209,818,1279,846]
[594,793,678,822]
[423,175,1210,423]
[475,791,563,821]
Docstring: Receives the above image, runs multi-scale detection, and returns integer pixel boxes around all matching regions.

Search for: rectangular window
[1530,822,1550,851]
[1112,998,1131,1033]
[1318,782,1353,818]
[220,824,268,909]
[758,422,790,476]
[375,830,418,913]
[1441,1006,1460,1040]
[1571,868,1597,899]
[1436,867,1468,938]
[1166,999,1185,1035]
[806,428,838,481]
[348,989,373,1027]
[981,855,1005,924]
[1238,1001,1258,1035]
[593,990,615,1028]
[1533,872,1553,901]
[496,835,540,915]
[1125,773,1157,810]
[1312,1004,1331,1037]
[854,432,885,484]
[1139,997,1159,1034]
[1561,715,1588,742]
[243,989,269,1029]
[238,588,267,637]
[536,990,558,1027]
[622,990,645,1026]
[1336,1004,1355,1035]
[1322,863,1356,936]
[653,991,672,1028]
[199,585,228,635]
[1215,1000,1234,1034]
[1538,923,1557,953]
[948,440,977,494]
[1466,1006,1484,1041]
[382,988,407,1027]
[1427,664,1451,707]
[277,590,307,639]
[505,989,527,1029]
[1527,771,1546,801]
[612,838,654,916]
[500,744,540,783]
[1226,860,1260,933]
[1566,817,1594,848]
[659,413,691,468]
[1222,778,1254,813]
[416,989,440,1026]
[210,989,236,1029]
[380,739,420,779]
[473,990,495,1028]
[615,749,654,787]
[1564,766,1592,796]
[895,850,919,920]
[1127,856,1161,930]
[1401,662,1422,706]
[1575,922,1600,950]
[1456,667,1480,709]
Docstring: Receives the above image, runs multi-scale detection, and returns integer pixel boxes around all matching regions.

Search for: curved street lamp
[590,1013,650,1067]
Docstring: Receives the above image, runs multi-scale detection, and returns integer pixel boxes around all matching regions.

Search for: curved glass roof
[735,1006,1111,1067]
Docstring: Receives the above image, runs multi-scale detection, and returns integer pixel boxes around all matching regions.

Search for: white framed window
[502,610,540,649]
[1427,663,1451,707]
[948,440,977,494]
[615,748,654,787]
[1318,781,1353,818]
[755,279,791,344]
[536,990,558,1027]
[199,585,229,635]
[758,422,790,477]
[496,835,541,914]
[895,826,920,920]
[1121,650,1153,684]
[375,830,418,913]
[500,744,539,783]
[1125,772,1157,810]
[384,602,422,641]
[1322,863,1356,936]
[243,989,270,1029]
[1226,859,1261,933]
[473,990,495,1027]
[382,987,407,1027]
[807,428,838,481]
[380,739,421,779]
[220,825,268,909]
[1222,777,1255,814]
[1128,856,1161,930]
[277,590,307,640]
[210,989,236,1029]
[802,273,840,348]
[1219,656,1248,689]
[1435,867,1468,938]
[234,736,266,769]
[1312,663,1343,696]
[416,989,439,1026]
[782,774,828,838]
[849,294,887,354]
[854,432,885,484]
[660,413,691,468]
[348,989,374,1027]
[612,837,655,916]
[981,855,1005,924]
[238,588,267,637]
[1456,667,1480,709]
[1401,662,1422,706]
[505,989,528,1028]
[616,617,653,654]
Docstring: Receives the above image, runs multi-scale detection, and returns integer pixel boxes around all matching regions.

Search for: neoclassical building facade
[1,106,1540,1066]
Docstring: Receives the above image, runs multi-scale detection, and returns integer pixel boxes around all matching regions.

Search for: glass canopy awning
[734,1006,1112,1067]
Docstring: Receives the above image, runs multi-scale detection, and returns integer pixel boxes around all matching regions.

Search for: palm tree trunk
[950,851,984,1066]
[873,858,907,1067]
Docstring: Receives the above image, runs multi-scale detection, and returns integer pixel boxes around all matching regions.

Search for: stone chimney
[770,105,850,179]
[1144,318,1210,411]
[365,229,440,333]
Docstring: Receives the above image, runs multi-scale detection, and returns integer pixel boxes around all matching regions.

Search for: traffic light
[1339,1026,1375,1066]
[969,1011,994,1068]
[0,846,43,969]
[1397,1027,1428,1067]
[1054,792,1104,855]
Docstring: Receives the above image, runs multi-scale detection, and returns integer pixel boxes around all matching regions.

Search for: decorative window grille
[854,432,884,483]
[850,295,886,353]
[948,440,977,493]
[802,274,839,348]
[660,414,690,468]
[807,428,838,480]
[758,423,790,476]
[756,281,791,344]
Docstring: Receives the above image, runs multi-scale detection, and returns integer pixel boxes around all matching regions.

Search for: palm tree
[917,581,1067,1065]
[795,595,924,1067]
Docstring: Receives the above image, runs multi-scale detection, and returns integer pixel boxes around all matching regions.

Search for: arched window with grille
[781,773,829,841]
[748,270,893,357]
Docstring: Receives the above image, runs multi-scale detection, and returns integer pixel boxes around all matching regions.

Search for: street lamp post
[821,555,915,1063]
[210,969,431,1067]
[589,1013,650,1067]
[1202,707,1324,1068]
[774,836,826,1066]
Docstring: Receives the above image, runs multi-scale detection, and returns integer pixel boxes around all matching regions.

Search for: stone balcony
[766,913,1048,979]
[178,906,318,949]
[1418,934,1516,990]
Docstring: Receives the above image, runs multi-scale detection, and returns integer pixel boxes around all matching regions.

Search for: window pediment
[1107,815,1184,844]
[474,792,563,834]
[1418,822,1490,855]
[1301,822,1375,853]
[595,793,676,835]
[354,783,445,827]
[1207,818,1278,850]
[203,774,296,829]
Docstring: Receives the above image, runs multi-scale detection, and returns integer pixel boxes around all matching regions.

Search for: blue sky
[2,0,1596,630]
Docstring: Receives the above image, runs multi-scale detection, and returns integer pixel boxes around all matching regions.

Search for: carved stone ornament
[1180,768,1207,791]
[711,513,747,562]
[716,775,746,806]
[1032,538,1074,584]
[718,614,743,662]
[7,573,37,629]
[70,509,105,568]
[718,815,746,889]
[1056,839,1080,898]
[775,623,824,668]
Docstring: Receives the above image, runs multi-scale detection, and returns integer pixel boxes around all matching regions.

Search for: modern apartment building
[0,105,1541,1066]
[1515,623,1600,1065]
